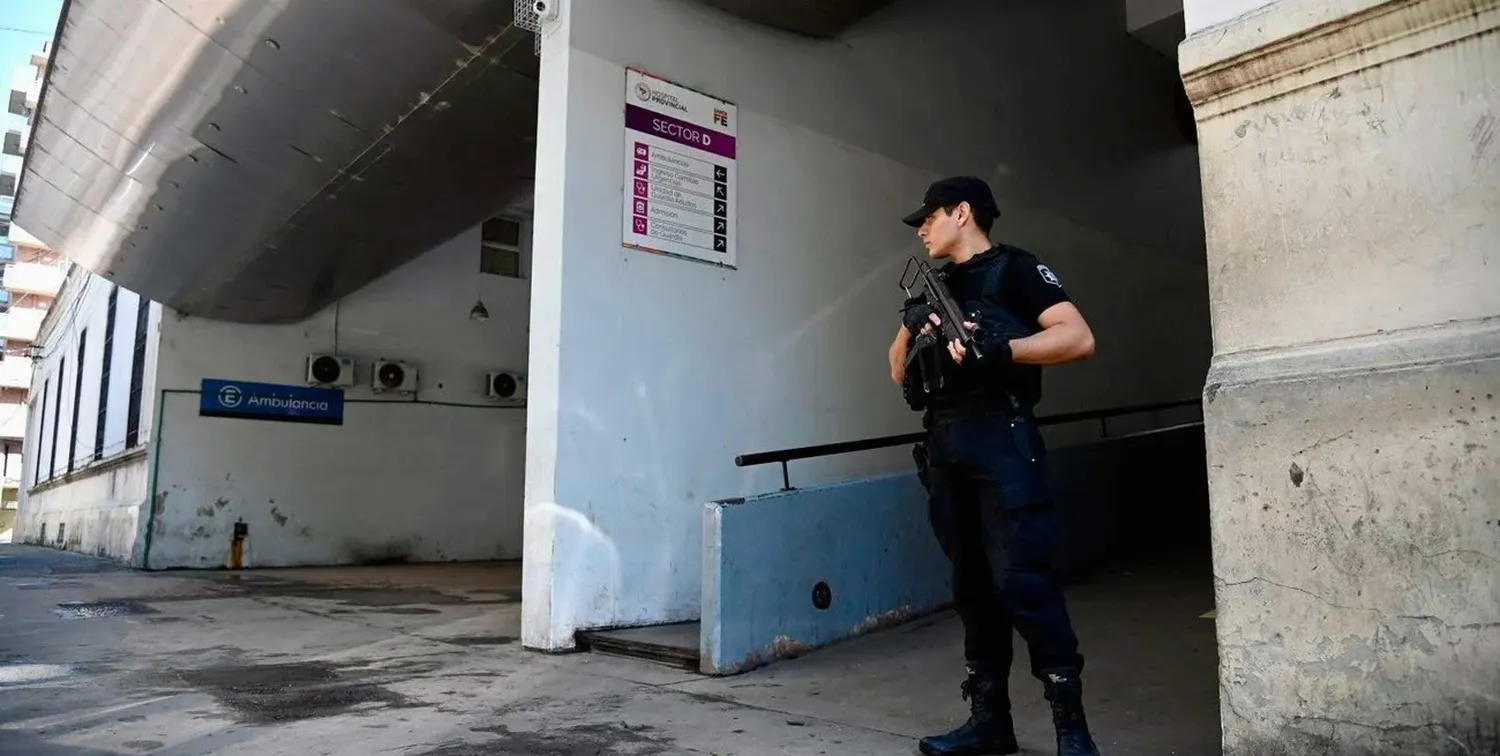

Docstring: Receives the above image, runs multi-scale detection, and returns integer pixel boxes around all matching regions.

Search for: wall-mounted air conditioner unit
[487,371,527,404]
[372,359,418,393]
[306,354,355,387]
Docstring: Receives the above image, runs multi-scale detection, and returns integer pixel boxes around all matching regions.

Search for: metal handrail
[735,398,1202,490]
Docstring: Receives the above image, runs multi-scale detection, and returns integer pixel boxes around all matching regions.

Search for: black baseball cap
[901,176,1001,227]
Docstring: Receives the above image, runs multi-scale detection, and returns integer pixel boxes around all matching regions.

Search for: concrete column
[1181,0,1499,753]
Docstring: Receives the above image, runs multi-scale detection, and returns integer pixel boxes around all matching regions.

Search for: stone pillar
[1181,0,1499,753]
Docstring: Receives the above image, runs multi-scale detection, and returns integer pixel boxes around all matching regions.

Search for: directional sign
[199,379,344,425]
[621,68,737,268]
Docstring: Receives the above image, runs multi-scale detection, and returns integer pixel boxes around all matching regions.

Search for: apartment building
[0,41,65,535]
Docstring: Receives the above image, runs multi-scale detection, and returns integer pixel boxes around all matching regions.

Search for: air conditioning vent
[372,359,418,393]
[306,354,354,386]
[487,371,527,404]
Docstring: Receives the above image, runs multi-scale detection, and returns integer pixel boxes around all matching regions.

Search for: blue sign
[199,379,345,425]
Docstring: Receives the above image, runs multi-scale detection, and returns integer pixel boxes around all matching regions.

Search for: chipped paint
[851,604,919,636]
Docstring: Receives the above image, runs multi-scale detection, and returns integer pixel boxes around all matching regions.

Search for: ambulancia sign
[199,379,345,425]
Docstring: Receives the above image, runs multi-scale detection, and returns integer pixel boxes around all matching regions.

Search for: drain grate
[54,600,159,619]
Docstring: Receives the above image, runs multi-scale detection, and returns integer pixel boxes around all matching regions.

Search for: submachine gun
[898,255,984,409]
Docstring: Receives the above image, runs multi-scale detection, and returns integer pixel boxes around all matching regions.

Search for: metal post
[780,461,791,491]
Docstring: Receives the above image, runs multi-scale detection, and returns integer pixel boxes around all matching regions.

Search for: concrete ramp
[700,472,951,675]
[583,423,1207,677]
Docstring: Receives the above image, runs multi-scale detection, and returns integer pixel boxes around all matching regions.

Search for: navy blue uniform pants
[923,405,1084,680]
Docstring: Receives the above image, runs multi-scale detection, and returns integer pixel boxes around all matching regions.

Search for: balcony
[0,356,31,389]
[0,400,26,441]
[3,261,64,297]
[0,306,45,343]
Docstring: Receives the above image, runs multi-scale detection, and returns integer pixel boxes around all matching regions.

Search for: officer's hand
[902,301,939,336]
[947,322,979,364]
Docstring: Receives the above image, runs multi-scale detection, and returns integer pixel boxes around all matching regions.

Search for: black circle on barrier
[811,581,832,610]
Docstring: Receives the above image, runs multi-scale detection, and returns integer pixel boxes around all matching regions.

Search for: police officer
[888,177,1101,756]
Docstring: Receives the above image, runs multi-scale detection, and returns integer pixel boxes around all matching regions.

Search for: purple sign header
[625,104,736,160]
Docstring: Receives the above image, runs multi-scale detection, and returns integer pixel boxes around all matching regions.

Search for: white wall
[1184,0,1278,33]
[15,269,162,559]
[146,222,531,568]
[29,277,160,481]
[523,0,1212,648]
[21,457,150,558]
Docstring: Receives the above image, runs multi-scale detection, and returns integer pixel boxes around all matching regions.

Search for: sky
[0,0,61,208]
[0,0,62,85]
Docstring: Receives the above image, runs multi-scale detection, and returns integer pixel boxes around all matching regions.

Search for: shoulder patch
[1036,264,1061,287]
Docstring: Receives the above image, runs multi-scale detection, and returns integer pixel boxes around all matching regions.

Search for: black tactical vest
[921,245,1044,410]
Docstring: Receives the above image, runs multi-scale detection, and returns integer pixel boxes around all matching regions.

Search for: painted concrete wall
[13,269,162,561]
[524,0,1213,648]
[701,472,948,675]
[145,223,531,569]
[700,422,1210,675]
[1182,1,1499,752]
[19,455,149,560]
[1183,0,1278,33]
[28,278,160,483]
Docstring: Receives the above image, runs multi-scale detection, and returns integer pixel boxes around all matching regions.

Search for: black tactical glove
[902,296,937,335]
[974,325,1016,366]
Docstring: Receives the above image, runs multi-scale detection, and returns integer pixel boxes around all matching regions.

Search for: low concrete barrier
[701,423,1209,675]
[700,470,950,675]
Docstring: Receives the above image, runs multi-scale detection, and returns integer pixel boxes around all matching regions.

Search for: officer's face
[917,206,961,258]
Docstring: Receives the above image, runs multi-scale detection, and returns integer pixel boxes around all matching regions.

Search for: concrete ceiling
[14,0,895,324]
[695,0,898,38]
[17,0,537,324]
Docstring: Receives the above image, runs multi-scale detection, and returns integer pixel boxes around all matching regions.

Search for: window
[32,385,44,486]
[480,218,523,278]
[67,331,86,474]
[125,297,149,448]
[48,358,62,483]
[95,286,117,460]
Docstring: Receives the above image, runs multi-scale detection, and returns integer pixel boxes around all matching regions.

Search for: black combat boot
[918,665,1019,755]
[1042,668,1101,756]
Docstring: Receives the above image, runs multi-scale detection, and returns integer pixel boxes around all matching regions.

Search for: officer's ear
[954,201,974,227]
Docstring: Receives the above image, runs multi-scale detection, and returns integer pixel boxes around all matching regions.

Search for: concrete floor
[0,545,1222,755]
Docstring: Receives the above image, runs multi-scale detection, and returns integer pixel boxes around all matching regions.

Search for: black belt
[924,391,1027,423]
